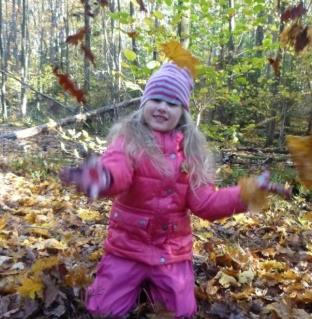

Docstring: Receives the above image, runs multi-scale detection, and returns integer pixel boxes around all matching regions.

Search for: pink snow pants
[85,254,197,318]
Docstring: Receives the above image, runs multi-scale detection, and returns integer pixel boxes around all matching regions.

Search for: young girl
[60,63,286,318]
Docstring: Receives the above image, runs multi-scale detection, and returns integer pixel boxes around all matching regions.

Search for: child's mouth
[153,115,168,122]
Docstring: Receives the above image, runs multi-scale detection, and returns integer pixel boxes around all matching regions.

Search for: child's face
[143,99,183,132]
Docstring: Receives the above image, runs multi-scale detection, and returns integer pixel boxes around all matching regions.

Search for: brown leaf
[127,31,139,39]
[80,44,96,66]
[136,0,147,12]
[295,26,309,52]
[281,3,307,22]
[53,67,86,104]
[98,0,108,6]
[268,57,281,77]
[66,28,87,46]
[286,135,312,188]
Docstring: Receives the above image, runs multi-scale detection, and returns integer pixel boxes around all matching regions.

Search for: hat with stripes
[140,63,194,111]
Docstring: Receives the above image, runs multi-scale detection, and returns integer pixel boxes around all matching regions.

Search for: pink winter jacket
[99,130,246,266]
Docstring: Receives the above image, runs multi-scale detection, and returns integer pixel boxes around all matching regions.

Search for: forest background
[0,1,312,319]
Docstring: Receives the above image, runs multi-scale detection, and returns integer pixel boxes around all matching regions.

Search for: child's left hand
[60,156,111,199]
[239,170,291,212]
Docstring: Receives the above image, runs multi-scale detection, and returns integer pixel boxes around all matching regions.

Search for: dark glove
[59,156,111,199]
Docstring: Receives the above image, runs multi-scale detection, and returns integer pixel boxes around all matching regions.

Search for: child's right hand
[59,156,111,199]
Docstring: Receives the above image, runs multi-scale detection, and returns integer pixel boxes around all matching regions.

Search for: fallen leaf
[17,276,44,299]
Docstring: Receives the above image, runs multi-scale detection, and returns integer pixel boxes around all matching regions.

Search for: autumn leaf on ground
[31,256,60,273]
[53,67,86,104]
[17,276,44,299]
[64,267,92,287]
[281,2,307,22]
[286,135,312,188]
[160,40,199,78]
[268,57,281,77]
[66,28,88,46]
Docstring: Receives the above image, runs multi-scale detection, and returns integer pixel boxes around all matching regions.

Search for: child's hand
[239,170,291,212]
[59,156,111,199]
[256,170,292,200]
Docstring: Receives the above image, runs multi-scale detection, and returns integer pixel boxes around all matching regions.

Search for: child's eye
[151,99,162,103]
[167,102,179,107]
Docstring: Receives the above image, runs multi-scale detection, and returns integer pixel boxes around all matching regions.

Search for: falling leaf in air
[80,44,96,66]
[268,57,281,76]
[66,28,88,46]
[281,2,307,22]
[294,26,310,52]
[53,67,86,104]
[280,22,312,53]
[160,39,199,78]
[286,135,312,188]
[98,0,109,7]
[127,31,139,39]
[136,0,147,12]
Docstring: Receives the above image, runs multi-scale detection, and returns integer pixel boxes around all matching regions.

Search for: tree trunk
[83,0,91,94]
[129,1,138,65]
[20,0,28,117]
[177,0,191,48]
[0,0,7,120]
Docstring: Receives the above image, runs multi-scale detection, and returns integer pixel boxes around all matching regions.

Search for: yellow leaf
[302,211,312,222]
[24,212,37,223]
[286,135,312,188]
[88,249,103,261]
[160,40,199,78]
[78,208,101,221]
[65,267,92,287]
[31,256,60,273]
[0,217,7,230]
[218,271,240,288]
[17,276,44,299]
[238,269,255,284]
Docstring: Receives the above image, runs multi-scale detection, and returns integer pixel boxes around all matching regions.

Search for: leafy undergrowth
[0,159,311,319]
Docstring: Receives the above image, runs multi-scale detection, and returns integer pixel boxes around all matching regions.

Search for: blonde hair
[107,108,215,189]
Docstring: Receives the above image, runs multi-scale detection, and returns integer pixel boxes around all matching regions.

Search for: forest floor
[0,128,312,319]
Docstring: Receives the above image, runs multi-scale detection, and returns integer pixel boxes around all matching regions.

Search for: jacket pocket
[109,209,150,241]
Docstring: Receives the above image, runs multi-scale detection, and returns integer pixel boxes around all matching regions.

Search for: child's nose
[157,101,169,111]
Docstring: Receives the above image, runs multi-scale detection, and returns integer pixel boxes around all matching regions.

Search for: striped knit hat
[140,63,194,111]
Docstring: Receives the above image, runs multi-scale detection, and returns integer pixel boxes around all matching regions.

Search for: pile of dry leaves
[0,160,311,318]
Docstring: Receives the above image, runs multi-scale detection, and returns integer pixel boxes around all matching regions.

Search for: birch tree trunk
[83,0,91,93]
[20,0,28,117]
[0,0,7,120]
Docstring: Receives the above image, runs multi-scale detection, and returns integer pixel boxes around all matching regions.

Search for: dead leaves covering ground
[0,165,312,318]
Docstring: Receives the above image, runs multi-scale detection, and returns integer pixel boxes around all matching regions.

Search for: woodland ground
[0,128,311,319]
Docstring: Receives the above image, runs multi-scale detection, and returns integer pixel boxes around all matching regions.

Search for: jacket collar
[152,130,184,154]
